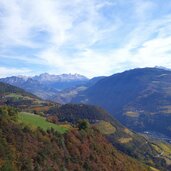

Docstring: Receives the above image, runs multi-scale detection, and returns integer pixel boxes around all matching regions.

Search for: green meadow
[18,112,69,134]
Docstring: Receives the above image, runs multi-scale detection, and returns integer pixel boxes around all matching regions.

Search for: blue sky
[0,0,171,78]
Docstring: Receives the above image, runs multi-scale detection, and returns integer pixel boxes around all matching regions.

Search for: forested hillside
[0,82,169,170]
[72,67,171,137]
[0,106,149,171]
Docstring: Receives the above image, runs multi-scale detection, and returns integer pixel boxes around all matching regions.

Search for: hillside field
[18,112,69,134]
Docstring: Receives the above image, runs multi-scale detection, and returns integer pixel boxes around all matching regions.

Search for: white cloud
[0,0,171,77]
[0,67,32,78]
[0,0,114,48]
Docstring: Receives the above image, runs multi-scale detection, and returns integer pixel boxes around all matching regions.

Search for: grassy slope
[18,112,69,134]
[94,121,116,135]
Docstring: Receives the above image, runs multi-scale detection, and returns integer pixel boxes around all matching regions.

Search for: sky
[0,0,171,78]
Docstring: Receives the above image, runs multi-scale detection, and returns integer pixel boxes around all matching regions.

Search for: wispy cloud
[0,0,171,77]
[0,66,32,78]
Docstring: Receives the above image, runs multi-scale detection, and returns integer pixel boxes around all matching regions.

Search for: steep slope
[0,106,149,171]
[46,104,170,170]
[72,67,171,137]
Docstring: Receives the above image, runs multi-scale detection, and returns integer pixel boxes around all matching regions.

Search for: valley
[142,131,171,144]
[1,67,171,170]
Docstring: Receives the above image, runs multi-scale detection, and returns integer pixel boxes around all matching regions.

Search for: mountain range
[0,73,89,99]
[71,67,171,138]
[2,68,171,143]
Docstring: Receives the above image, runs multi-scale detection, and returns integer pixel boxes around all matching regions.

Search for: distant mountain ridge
[0,73,89,99]
[1,73,88,83]
[32,73,88,82]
